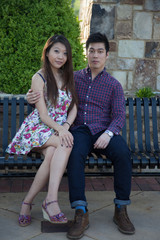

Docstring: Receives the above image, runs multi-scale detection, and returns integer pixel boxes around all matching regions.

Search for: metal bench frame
[0,97,160,177]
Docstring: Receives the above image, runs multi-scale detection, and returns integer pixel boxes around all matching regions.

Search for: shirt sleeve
[107,81,126,135]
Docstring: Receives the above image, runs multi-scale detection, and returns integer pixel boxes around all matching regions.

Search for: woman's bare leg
[20,146,55,215]
[20,134,72,217]
[42,134,72,216]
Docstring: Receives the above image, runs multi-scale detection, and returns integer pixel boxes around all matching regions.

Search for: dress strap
[37,72,46,83]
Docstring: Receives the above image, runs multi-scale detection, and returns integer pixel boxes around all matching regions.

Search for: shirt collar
[85,66,106,75]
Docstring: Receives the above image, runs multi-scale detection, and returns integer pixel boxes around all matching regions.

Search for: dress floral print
[6,81,72,155]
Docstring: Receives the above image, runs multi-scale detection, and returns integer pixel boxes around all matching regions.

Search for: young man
[27,32,135,238]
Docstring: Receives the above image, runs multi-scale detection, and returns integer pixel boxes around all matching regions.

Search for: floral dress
[6,75,72,155]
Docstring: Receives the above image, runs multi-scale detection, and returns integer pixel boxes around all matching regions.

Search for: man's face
[86,42,108,71]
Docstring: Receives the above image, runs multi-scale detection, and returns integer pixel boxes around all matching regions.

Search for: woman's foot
[19,202,34,227]
[42,200,68,224]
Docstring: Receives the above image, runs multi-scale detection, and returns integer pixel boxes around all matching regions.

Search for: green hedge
[0,0,86,94]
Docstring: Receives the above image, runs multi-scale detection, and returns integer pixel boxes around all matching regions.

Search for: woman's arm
[63,104,77,130]
[31,74,63,132]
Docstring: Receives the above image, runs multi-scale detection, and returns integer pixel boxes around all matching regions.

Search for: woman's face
[47,42,67,70]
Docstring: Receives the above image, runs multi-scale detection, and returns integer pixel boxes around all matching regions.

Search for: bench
[0,96,160,177]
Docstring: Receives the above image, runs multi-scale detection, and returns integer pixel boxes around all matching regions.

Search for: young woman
[6,35,78,226]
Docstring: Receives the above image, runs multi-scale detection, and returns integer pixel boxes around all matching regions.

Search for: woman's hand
[58,127,73,148]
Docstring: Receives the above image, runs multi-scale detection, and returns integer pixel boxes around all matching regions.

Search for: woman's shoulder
[32,69,46,83]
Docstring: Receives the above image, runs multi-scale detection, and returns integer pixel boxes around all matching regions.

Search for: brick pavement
[0,176,160,193]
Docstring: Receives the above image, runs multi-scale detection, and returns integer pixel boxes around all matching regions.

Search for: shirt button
[89,86,91,89]
[85,104,87,106]
[89,77,91,79]
[86,96,89,98]
[84,122,86,125]
[84,112,86,114]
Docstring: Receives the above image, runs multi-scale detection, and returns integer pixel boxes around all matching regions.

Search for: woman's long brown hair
[41,35,78,111]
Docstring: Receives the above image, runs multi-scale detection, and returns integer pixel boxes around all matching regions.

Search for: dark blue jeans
[67,125,132,208]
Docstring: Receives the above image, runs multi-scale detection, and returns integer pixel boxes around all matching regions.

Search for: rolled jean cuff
[71,200,88,209]
[114,198,131,206]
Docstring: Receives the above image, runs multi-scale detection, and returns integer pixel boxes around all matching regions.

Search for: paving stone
[59,177,69,192]
[91,178,106,191]
[85,178,94,191]
[23,178,34,191]
[131,178,141,191]
[11,178,23,192]
[134,177,160,191]
[100,177,114,190]
[0,178,11,193]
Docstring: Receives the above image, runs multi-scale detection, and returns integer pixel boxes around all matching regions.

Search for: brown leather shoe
[67,209,89,239]
[113,205,135,234]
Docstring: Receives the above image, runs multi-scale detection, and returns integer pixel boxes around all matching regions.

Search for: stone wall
[79,0,160,96]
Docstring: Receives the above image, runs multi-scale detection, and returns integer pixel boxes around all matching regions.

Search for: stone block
[157,75,160,90]
[121,0,143,4]
[153,13,160,39]
[133,12,152,39]
[117,5,132,20]
[145,42,160,58]
[116,21,132,39]
[111,71,127,89]
[158,60,160,74]
[133,5,143,10]
[90,4,115,40]
[93,0,120,2]
[134,59,157,89]
[109,41,116,52]
[145,0,160,11]
[106,53,117,70]
[117,58,135,70]
[128,71,134,90]
[118,40,144,58]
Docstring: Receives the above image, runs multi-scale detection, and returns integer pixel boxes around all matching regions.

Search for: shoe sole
[42,207,68,224]
[113,218,135,235]
[67,224,89,239]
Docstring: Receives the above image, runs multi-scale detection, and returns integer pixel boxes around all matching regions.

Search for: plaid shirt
[73,67,126,135]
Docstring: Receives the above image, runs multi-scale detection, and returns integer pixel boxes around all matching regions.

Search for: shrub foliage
[0,0,86,94]
[135,87,155,98]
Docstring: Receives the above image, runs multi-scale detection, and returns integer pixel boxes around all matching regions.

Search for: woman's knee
[42,146,55,164]
[42,146,55,156]
[61,145,73,155]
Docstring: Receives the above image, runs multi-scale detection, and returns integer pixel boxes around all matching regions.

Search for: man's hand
[26,89,41,105]
[94,132,111,149]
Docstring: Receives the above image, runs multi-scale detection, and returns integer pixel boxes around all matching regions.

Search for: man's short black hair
[86,32,109,54]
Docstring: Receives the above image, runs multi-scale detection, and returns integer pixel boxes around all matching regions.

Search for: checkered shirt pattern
[73,67,126,135]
